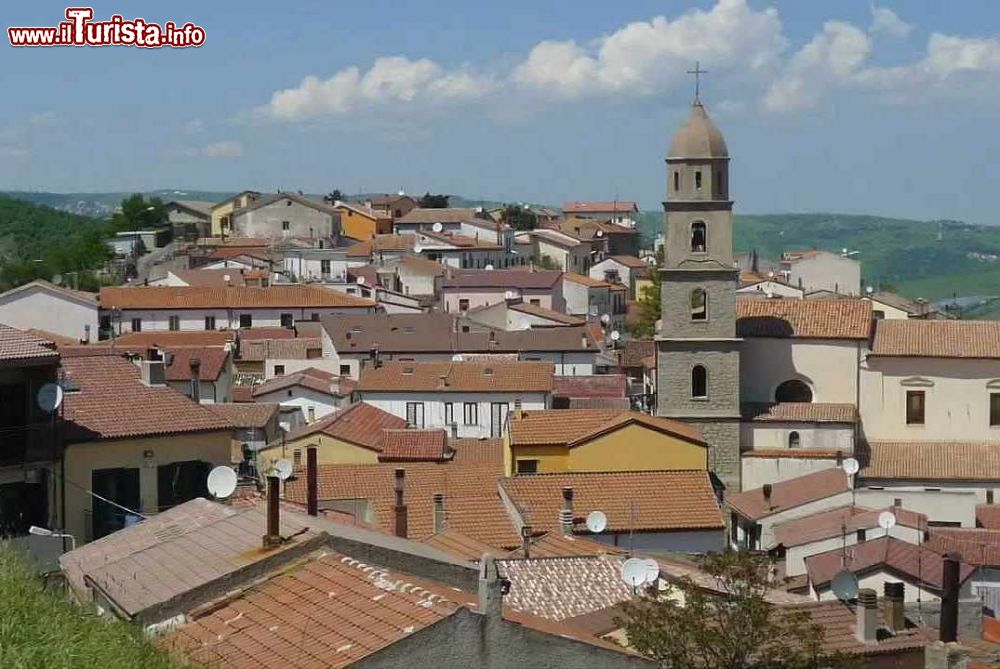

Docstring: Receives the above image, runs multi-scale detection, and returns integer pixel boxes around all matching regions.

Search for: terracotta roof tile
[978,504,1000,530]
[420,530,501,561]
[860,441,1000,481]
[552,375,627,399]
[563,201,638,214]
[508,301,584,325]
[0,324,60,364]
[441,269,563,290]
[508,408,704,447]
[607,255,650,269]
[619,339,655,368]
[358,361,554,393]
[100,330,236,348]
[283,402,406,450]
[398,207,482,224]
[727,469,850,521]
[500,470,724,534]
[449,437,504,465]
[777,599,927,657]
[162,346,229,381]
[772,505,927,548]
[167,269,250,287]
[506,532,625,559]
[740,402,858,423]
[563,272,610,287]
[205,403,280,429]
[98,285,374,310]
[417,229,501,249]
[343,234,414,257]
[742,449,846,459]
[252,367,354,398]
[871,319,1000,358]
[239,337,323,362]
[926,528,1000,566]
[498,555,633,621]
[61,355,231,441]
[736,298,872,339]
[379,429,449,461]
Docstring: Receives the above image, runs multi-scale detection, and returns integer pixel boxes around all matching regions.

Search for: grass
[0,545,185,669]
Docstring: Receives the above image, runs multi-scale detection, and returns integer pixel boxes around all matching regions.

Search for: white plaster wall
[254,386,341,424]
[0,288,98,342]
[741,456,841,491]
[357,391,549,438]
[110,305,370,332]
[736,281,804,299]
[814,570,944,602]
[740,338,861,404]
[787,254,861,296]
[755,490,856,550]
[233,199,335,241]
[785,525,925,577]
[864,299,910,320]
[264,358,339,379]
[741,423,854,452]
[855,486,981,527]
[443,289,554,313]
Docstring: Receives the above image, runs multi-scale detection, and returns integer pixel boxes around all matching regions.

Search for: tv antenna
[206,466,238,499]
[586,510,607,534]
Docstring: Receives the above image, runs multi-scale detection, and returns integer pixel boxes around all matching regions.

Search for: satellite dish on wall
[610,330,621,342]
[831,569,859,601]
[432,222,444,233]
[504,290,515,300]
[206,466,238,499]
[273,458,293,481]
[356,276,366,285]
[413,245,423,254]
[642,558,660,584]
[451,354,465,362]
[841,458,860,476]
[586,510,607,534]
[37,383,64,413]
[878,511,897,530]
[485,264,494,271]
[600,314,610,325]
[621,558,649,588]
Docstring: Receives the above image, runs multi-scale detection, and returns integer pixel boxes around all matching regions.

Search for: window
[690,288,707,321]
[989,490,995,505]
[239,314,252,328]
[406,402,425,428]
[873,310,886,320]
[530,299,541,306]
[856,529,866,542]
[339,364,351,376]
[282,221,290,231]
[490,402,509,438]
[906,390,925,425]
[991,393,1000,426]
[673,171,680,192]
[131,318,142,332]
[691,221,707,252]
[691,365,707,399]
[444,402,454,426]
[293,449,302,466]
[204,315,216,330]
[463,402,478,425]
[307,406,315,422]
[273,365,285,376]
[311,312,320,321]
[459,299,470,312]
[775,380,813,403]
[516,460,539,475]
[788,431,801,448]
[168,315,180,331]
[717,171,724,194]
[280,313,294,328]
[695,170,702,190]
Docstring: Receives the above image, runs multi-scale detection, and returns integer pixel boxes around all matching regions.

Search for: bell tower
[656,89,742,492]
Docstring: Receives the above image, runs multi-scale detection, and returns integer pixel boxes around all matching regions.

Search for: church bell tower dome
[668,101,728,159]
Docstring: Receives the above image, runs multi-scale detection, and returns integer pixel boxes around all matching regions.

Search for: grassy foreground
[0,545,184,669]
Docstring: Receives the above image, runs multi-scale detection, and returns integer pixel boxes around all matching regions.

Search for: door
[0,384,27,464]
[406,402,425,428]
[490,402,509,438]
[157,460,211,511]
[91,468,141,540]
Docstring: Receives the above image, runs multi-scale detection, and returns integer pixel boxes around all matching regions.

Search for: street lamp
[28,525,76,552]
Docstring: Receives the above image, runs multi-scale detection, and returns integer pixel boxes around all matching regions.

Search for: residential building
[98,285,374,335]
[865,291,950,320]
[552,374,629,410]
[163,200,212,241]
[557,218,641,258]
[281,246,350,282]
[229,191,341,242]
[365,192,418,219]
[440,269,564,313]
[356,361,554,438]
[345,231,509,269]
[332,201,393,241]
[505,408,707,476]
[589,255,652,299]
[203,402,281,473]
[523,228,593,273]
[737,271,805,300]
[0,279,99,343]
[562,201,639,228]
[251,367,355,429]
[562,272,612,323]
[210,190,264,236]
[780,250,861,296]
[464,300,584,331]
[150,268,270,288]
[239,336,326,378]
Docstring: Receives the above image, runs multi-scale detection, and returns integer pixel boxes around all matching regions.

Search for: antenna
[621,558,648,589]
[432,222,443,233]
[585,510,607,534]
[272,458,293,481]
[878,510,897,530]
[37,383,64,413]
[206,466,237,499]
[841,458,860,476]
[831,569,859,601]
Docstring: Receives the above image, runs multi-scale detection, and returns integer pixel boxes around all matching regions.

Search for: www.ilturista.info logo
[8,8,205,48]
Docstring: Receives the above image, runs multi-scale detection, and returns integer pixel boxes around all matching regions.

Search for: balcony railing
[0,421,61,467]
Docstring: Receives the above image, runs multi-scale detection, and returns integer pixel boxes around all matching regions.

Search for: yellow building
[505,408,708,476]
[210,190,262,236]
[334,202,393,241]
[59,355,233,544]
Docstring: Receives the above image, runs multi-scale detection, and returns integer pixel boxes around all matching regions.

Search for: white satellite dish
[36,383,64,413]
[504,290,515,300]
[866,286,874,295]
[878,510,897,530]
[413,244,423,254]
[432,222,444,233]
[585,510,607,534]
[600,314,610,325]
[206,466,237,499]
[485,264,494,271]
[222,274,231,283]
[621,558,649,588]
[356,276,366,285]
[841,458,860,476]
[610,330,621,342]
[831,569,859,601]
[642,558,660,584]
[596,230,604,237]
[273,458,294,481]
[451,353,465,362]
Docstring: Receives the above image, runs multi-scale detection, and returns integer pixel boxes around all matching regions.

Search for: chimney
[521,524,533,559]
[450,422,458,438]
[84,324,91,344]
[139,360,166,386]
[393,468,408,538]
[883,582,905,632]
[940,553,961,643]
[513,399,523,421]
[478,554,505,623]
[433,493,445,534]
[580,332,588,349]
[263,475,282,549]
[855,588,878,643]
[560,486,574,535]
[762,483,773,509]
[489,330,496,348]
[189,357,201,403]
[306,446,318,517]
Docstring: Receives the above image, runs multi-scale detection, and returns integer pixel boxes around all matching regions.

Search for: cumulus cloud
[870,6,913,39]
[180,140,244,158]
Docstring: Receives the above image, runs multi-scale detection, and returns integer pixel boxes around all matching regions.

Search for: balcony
[0,421,61,467]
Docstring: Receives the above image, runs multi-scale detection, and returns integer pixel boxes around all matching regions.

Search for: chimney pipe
[84,324,91,344]
[393,468,408,538]
[189,357,201,403]
[762,483,773,508]
[580,332,588,349]
[521,524,532,559]
[306,446,318,517]
[560,486,574,535]
[263,475,281,549]
[433,493,445,534]
[513,399,523,421]
[940,553,961,643]
[883,582,905,632]
[855,588,878,643]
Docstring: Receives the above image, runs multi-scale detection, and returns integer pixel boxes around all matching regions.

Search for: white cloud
[870,6,913,39]
[0,146,28,158]
[180,140,244,158]
[180,119,205,135]
[28,111,58,127]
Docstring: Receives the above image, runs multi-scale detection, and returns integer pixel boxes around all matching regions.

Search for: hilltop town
[2,96,1000,668]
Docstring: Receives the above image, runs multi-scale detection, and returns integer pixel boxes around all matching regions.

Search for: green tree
[618,552,856,669]
[324,189,344,204]
[537,254,560,270]
[628,247,662,338]
[501,204,537,231]
[418,192,450,208]
[109,194,167,233]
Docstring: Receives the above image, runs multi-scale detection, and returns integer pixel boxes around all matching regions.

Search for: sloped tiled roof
[379,429,449,461]
[343,234,414,257]
[736,299,872,339]
[358,361,554,393]
[167,269,248,287]
[449,437,504,466]
[772,505,927,548]
[500,470,724,534]
[441,269,563,289]
[103,329,236,348]
[204,402,280,429]
[0,324,59,365]
[508,301,584,325]
[420,530,501,561]
[979,504,1000,530]
[163,346,229,382]
[926,528,1000,567]
[398,207,480,224]
[607,255,650,269]
[552,374,627,399]
[563,201,638,214]
[859,441,1000,481]
[777,599,927,657]
[252,367,355,398]
[507,532,625,559]
[283,401,406,451]
[726,469,850,521]
[740,402,858,424]
[61,355,230,442]
[99,285,374,309]
[871,319,1000,358]
[498,554,633,621]
[619,339,655,368]
[239,337,323,362]
[563,272,610,288]
[508,408,704,447]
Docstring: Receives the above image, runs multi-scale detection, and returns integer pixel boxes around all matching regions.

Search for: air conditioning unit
[140,360,166,386]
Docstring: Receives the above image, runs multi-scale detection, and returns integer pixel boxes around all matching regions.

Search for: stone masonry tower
[656,96,741,492]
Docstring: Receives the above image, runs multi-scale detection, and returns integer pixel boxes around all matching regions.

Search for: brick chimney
[393,468,408,538]
[855,588,878,643]
[189,357,201,403]
[432,493,445,534]
[306,445,318,517]
[941,553,961,643]
[521,524,533,559]
[884,582,905,631]
[560,486,574,535]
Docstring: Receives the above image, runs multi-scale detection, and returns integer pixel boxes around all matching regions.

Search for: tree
[418,192,449,208]
[109,194,167,233]
[628,247,662,338]
[618,552,855,669]
[324,189,344,204]
[501,204,537,231]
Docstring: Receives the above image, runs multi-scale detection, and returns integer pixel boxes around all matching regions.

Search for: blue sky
[3,1,1000,223]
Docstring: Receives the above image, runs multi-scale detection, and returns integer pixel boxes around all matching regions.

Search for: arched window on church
[692,365,707,399]
[673,171,680,192]
[788,431,801,448]
[691,221,707,252]
[690,288,707,321]
[695,170,703,191]
[775,379,813,403]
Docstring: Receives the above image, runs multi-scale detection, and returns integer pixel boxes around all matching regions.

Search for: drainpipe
[263,475,281,549]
